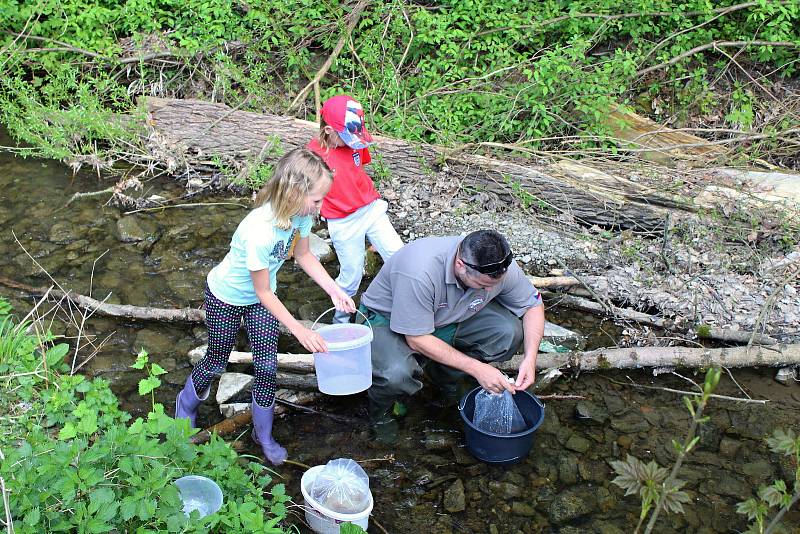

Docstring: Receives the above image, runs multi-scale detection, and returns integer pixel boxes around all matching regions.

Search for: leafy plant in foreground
[611,367,721,533]
[737,429,800,534]
[131,347,168,409]
[0,305,292,533]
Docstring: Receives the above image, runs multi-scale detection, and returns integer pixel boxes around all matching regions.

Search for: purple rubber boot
[252,400,288,465]
[174,374,208,428]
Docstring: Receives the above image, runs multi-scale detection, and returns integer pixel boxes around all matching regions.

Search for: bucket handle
[311,306,373,333]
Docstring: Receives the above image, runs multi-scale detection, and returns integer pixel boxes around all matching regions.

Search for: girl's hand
[330,288,356,313]
[292,324,328,353]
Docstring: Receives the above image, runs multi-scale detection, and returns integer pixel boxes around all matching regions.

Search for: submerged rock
[48,221,75,244]
[718,436,740,458]
[610,413,650,434]
[116,215,156,243]
[451,445,477,465]
[424,430,456,451]
[603,395,627,415]
[511,501,536,517]
[574,401,609,423]
[443,479,465,513]
[558,454,578,484]
[549,486,598,524]
[489,481,523,500]
[565,434,592,453]
[131,329,173,357]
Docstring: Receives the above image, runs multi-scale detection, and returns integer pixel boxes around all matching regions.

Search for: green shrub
[0,0,797,165]
[0,298,291,533]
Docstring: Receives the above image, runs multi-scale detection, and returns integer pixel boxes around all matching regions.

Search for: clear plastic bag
[473,389,528,434]
[310,458,370,514]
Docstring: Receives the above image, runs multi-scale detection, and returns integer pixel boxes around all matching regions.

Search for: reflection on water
[1,132,799,532]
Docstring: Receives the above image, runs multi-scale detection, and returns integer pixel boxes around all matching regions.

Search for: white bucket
[301,465,373,533]
[312,308,373,395]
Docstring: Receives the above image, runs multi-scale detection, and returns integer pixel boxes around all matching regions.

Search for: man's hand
[514,355,536,390]
[472,362,516,394]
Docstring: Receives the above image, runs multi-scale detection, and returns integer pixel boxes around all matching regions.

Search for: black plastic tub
[458,387,545,465]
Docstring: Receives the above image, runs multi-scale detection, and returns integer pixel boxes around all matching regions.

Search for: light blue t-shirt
[207,204,313,306]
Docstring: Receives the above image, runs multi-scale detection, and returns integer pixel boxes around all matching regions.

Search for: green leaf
[45,343,70,366]
[339,523,367,534]
[685,436,700,453]
[137,498,157,521]
[58,422,77,440]
[150,363,167,376]
[23,507,41,526]
[271,483,286,498]
[759,484,786,507]
[610,455,646,496]
[138,376,161,396]
[120,497,138,521]
[128,417,144,435]
[131,349,148,369]
[96,501,119,524]
[269,501,286,517]
[166,512,188,532]
[682,396,695,417]
[88,487,114,514]
[392,400,407,417]
[86,517,113,533]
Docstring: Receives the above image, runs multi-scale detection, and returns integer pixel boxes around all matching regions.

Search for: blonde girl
[175,147,355,465]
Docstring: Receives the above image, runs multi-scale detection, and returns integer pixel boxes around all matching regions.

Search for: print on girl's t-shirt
[270,229,296,261]
[352,152,361,167]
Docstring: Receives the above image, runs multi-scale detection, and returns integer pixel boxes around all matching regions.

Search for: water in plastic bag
[473,389,528,434]
[310,458,370,514]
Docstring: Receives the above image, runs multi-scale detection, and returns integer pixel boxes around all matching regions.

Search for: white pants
[327,199,403,322]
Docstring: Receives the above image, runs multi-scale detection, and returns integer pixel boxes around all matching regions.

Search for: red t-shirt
[307,139,380,219]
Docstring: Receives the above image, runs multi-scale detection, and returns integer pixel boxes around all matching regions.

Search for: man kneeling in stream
[358,229,545,440]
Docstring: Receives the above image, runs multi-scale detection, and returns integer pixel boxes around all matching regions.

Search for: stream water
[2,132,799,533]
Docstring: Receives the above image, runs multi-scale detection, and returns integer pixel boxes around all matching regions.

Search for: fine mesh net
[310,458,370,514]
[472,389,528,434]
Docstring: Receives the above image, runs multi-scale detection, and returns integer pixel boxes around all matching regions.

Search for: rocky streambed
[1,134,799,532]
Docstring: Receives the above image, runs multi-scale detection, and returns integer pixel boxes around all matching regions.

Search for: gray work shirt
[360,236,542,336]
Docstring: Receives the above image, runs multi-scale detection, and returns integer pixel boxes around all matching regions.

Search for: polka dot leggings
[191,285,281,408]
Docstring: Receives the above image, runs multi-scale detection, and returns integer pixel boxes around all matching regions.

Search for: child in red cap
[307,95,403,323]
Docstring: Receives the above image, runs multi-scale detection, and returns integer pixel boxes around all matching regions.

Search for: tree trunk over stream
[145,97,694,231]
[188,343,800,374]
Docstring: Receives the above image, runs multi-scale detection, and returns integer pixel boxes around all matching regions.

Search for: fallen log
[498,344,800,373]
[3,274,775,347]
[191,389,322,444]
[0,275,205,322]
[190,410,252,445]
[528,275,581,289]
[145,97,695,230]
[0,275,314,332]
[198,342,800,392]
[542,290,778,345]
[189,346,315,371]
[603,105,725,166]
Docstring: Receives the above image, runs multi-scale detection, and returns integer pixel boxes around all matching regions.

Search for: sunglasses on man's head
[461,251,513,277]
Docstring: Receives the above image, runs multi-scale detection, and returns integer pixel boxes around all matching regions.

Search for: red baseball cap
[320,95,374,149]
